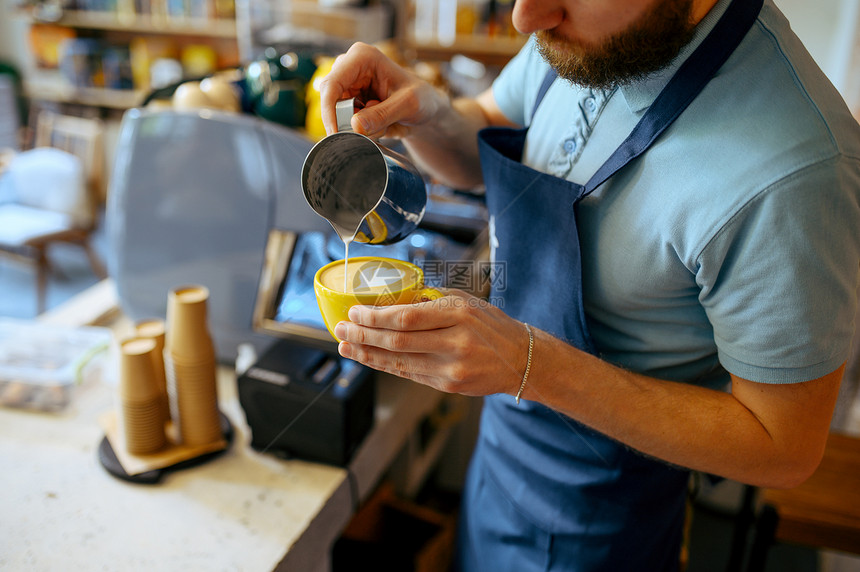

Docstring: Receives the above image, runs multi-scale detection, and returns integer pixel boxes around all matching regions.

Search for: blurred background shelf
[24,73,143,109]
[405,33,524,66]
[22,10,237,38]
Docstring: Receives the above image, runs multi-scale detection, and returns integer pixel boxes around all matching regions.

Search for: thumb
[351,101,391,138]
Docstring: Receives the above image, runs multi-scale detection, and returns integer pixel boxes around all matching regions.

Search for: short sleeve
[491,36,552,127]
[697,157,860,383]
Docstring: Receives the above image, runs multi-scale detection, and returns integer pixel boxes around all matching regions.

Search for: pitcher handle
[335,98,363,133]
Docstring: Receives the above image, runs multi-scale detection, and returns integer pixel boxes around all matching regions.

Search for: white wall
[0,0,34,73]
[776,0,860,112]
[0,0,16,62]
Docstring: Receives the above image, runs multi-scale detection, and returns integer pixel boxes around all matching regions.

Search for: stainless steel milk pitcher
[301,98,427,245]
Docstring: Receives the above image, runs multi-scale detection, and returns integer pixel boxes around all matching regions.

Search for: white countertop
[0,280,449,571]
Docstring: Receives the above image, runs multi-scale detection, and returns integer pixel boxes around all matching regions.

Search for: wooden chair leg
[745,504,779,572]
[82,240,107,279]
[34,245,48,314]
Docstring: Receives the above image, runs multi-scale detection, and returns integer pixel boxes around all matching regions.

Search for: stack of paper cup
[134,318,170,428]
[119,337,168,455]
[164,285,221,447]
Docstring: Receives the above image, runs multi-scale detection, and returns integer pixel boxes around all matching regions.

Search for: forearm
[402,97,490,189]
[333,279,842,489]
[519,327,842,488]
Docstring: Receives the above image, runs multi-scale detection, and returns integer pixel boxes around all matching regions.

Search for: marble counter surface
[0,280,446,571]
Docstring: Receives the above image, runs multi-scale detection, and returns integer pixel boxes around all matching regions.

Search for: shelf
[407,33,527,66]
[28,10,237,39]
[246,0,393,50]
[21,7,237,109]
[24,75,144,109]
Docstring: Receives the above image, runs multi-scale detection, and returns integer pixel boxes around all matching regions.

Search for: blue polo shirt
[492,0,860,387]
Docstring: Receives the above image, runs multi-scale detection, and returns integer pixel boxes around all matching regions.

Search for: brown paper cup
[135,318,166,349]
[135,318,169,425]
[119,338,161,403]
[164,353,221,447]
[163,284,222,447]
[122,409,167,454]
[165,285,215,362]
[118,337,167,454]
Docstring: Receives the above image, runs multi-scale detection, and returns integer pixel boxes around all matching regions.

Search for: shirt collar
[619,0,734,114]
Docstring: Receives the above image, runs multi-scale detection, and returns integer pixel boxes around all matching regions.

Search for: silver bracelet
[515,323,533,404]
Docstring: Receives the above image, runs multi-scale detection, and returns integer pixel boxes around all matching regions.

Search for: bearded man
[318,0,860,569]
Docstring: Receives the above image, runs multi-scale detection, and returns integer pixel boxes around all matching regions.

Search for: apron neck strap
[581,0,764,194]
[531,68,558,123]
[522,0,764,194]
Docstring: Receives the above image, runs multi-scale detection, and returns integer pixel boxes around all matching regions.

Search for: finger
[319,44,376,134]
[338,335,515,398]
[347,296,466,331]
[338,341,443,383]
[335,320,455,353]
[445,288,482,300]
[360,73,451,139]
[319,43,415,136]
[351,90,411,137]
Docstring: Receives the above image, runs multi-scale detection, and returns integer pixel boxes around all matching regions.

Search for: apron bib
[460,0,763,569]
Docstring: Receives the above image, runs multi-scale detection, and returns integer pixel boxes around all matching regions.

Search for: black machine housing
[237,339,374,466]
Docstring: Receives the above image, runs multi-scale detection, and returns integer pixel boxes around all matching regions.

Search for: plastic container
[0,318,111,412]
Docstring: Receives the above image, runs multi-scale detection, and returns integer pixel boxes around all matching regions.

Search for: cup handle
[413,287,444,303]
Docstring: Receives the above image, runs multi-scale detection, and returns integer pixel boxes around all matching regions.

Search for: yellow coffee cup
[314,256,443,341]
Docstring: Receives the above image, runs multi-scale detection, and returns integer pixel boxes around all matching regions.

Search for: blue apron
[458,0,763,569]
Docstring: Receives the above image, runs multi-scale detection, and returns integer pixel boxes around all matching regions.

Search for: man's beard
[536,0,697,90]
